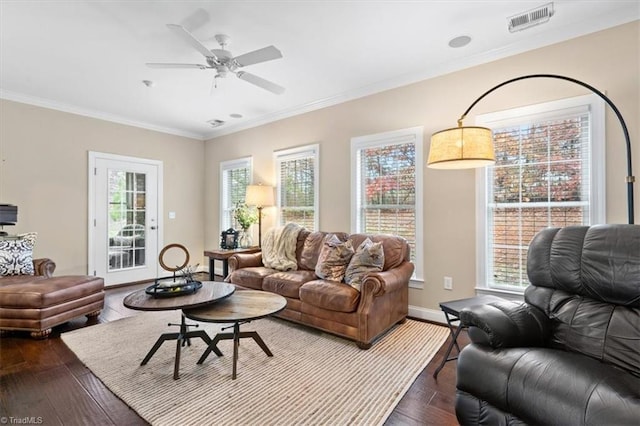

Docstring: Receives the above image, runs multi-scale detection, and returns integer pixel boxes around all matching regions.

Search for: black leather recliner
[456,224,640,425]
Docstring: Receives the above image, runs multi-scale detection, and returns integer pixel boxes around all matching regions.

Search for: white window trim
[219,156,253,232]
[273,144,320,231]
[475,94,606,295]
[350,126,424,281]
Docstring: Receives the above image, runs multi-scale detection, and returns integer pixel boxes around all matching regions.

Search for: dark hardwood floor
[0,275,468,425]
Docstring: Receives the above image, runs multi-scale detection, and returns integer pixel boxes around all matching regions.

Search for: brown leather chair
[0,258,105,338]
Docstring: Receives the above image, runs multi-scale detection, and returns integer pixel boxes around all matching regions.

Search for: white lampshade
[245,184,274,207]
[428,126,495,169]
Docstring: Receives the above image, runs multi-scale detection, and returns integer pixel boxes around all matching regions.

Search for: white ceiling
[1,1,638,140]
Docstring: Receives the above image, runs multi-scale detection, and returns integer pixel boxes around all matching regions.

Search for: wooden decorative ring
[158,243,190,272]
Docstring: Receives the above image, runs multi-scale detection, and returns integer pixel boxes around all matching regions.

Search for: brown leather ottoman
[0,275,105,338]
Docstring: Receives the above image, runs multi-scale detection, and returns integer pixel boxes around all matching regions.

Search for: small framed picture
[220,228,239,249]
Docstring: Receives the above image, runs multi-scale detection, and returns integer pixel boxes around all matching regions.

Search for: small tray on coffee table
[145,278,202,298]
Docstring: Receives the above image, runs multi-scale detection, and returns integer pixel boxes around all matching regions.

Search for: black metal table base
[140,313,222,380]
[197,321,273,379]
[432,295,504,380]
[432,310,462,379]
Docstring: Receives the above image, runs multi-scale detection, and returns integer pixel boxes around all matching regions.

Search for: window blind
[356,141,416,261]
[220,158,251,231]
[275,145,318,231]
[487,112,591,288]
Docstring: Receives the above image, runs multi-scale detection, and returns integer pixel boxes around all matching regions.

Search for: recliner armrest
[460,301,550,348]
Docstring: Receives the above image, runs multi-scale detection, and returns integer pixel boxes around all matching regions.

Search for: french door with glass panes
[89,152,162,286]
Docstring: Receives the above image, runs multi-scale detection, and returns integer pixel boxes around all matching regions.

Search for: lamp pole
[257,205,264,247]
[458,74,635,224]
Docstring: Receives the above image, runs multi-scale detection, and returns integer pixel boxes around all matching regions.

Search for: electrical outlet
[444,276,453,290]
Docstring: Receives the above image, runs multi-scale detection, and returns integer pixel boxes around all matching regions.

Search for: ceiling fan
[147,24,285,95]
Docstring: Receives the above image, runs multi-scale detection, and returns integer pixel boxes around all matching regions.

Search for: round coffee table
[123,281,235,379]
[184,290,286,379]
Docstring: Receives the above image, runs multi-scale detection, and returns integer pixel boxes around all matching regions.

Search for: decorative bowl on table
[145,277,202,298]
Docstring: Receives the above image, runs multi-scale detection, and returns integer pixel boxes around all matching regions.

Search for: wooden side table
[204,247,261,280]
[432,294,504,379]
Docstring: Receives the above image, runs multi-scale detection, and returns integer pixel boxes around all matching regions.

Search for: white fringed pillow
[0,232,37,276]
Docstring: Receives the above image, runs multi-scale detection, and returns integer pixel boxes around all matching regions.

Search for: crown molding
[0,90,204,141]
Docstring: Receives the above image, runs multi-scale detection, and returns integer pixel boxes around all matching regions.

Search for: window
[220,157,252,231]
[477,95,605,291]
[274,145,319,231]
[351,127,423,279]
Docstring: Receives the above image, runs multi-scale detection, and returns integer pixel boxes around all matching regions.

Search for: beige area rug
[62,312,448,425]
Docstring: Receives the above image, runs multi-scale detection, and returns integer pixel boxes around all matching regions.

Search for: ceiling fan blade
[236,71,285,95]
[166,24,217,60]
[146,63,208,69]
[233,46,283,67]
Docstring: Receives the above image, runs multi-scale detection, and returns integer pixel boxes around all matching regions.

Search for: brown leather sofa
[0,258,105,338]
[227,230,414,348]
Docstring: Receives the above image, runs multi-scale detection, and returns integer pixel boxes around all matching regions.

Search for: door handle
[150,226,157,230]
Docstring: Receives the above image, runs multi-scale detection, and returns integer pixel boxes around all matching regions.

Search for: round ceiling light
[448,35,472,48]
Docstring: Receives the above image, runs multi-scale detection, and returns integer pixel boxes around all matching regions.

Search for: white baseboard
[408,305,447,324]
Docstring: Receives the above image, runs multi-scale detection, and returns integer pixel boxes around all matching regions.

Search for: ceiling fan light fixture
[148,24,285,95]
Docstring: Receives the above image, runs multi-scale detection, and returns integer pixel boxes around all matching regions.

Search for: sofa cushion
[299,231,349,271]
[526,286,640,377]
[457,344,640,425]
[344,238,384,291]
[315,234,354,282]
[0,233,37,276]
[228,267,278,290]
[299,280,360,313]
[263,270,317,299]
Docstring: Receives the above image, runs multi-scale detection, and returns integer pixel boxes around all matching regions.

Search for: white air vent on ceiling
[207,119,225,128]
[508,2,554,33]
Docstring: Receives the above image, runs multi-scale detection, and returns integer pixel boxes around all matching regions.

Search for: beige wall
[0,22,637,312]
[204,21,639,312]
[0,101,205,276]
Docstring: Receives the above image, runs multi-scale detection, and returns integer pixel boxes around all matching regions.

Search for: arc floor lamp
[427,73,635,225]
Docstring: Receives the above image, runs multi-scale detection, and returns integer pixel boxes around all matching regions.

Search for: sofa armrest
[361,261,414,297]
[227,252,263,274]
[33,258,56,277]
[460,301,550,348]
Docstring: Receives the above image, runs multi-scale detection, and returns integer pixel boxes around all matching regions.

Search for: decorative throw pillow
[0,232,38,276]
[315,234,354,282]
[344,238,385,291]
